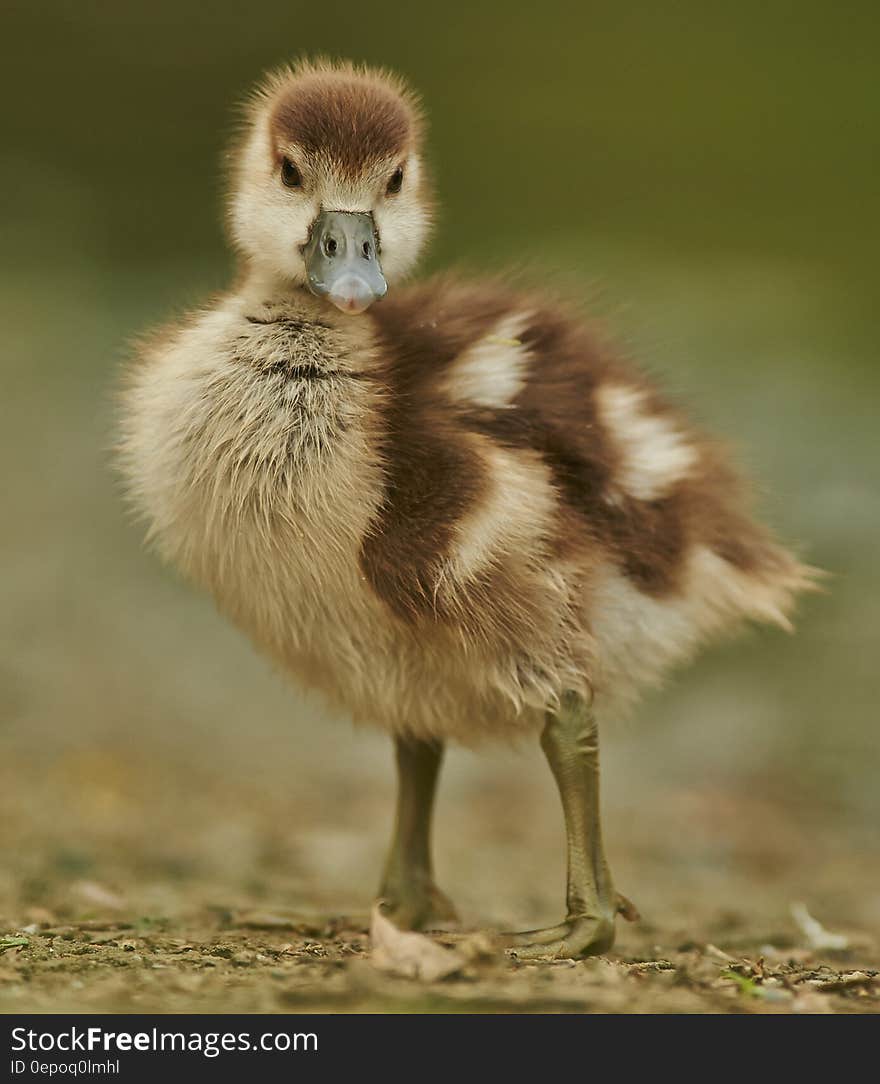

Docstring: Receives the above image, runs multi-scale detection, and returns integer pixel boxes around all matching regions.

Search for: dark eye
[281,158,302,188]
[386,166,404,195]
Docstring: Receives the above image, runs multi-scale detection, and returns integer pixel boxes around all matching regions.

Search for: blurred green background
[1,1,877,946]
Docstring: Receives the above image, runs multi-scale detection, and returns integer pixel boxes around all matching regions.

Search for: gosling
[119,59,815,958]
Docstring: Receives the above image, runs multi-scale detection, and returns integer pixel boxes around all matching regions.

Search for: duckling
[119,59,816,958]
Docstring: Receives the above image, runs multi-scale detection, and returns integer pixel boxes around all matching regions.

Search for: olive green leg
[505,691,617,958]
[378,735,459,930]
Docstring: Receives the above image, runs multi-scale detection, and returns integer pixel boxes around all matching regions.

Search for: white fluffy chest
[122,303,578,739]
[122,308,388,660]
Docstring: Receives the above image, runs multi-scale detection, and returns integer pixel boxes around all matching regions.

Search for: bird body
[122,273,809,743]
[118,60,815,952]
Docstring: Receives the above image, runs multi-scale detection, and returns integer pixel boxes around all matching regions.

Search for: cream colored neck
[237,265,339,325]
[233,263,381,383]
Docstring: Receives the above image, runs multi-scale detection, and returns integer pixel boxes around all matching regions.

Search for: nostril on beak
[303,211,386,313]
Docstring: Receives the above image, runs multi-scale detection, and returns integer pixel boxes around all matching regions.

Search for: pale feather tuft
[597,383,698,501]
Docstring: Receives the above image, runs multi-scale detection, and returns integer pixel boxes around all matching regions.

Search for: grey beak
[302,211,387,315]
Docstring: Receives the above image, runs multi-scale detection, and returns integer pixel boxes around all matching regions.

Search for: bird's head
[228,59,431,314]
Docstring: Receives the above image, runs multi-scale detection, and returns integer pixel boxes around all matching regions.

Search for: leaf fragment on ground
[0,936,29,953]
[720,966,795,1004]
[721,968,762,997]
[369,904,470,981]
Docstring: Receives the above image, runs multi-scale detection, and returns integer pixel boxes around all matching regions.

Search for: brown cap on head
[229,59,432,291]
[265,60,423,178]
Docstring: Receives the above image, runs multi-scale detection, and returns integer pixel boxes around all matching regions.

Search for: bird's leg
[378,734,458,930]
[504,691,617,958]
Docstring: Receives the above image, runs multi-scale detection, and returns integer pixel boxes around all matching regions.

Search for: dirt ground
[1,722,877,1015]
[2,908,878,1015]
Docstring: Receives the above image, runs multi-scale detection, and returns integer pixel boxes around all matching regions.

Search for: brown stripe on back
[363,279,779,611]
[462,304,691,595]
[358,407,485,623]
[466,301,791,592]
[359,282,514,621]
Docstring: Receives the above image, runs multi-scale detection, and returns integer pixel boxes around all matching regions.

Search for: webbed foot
[503,912,616,959]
